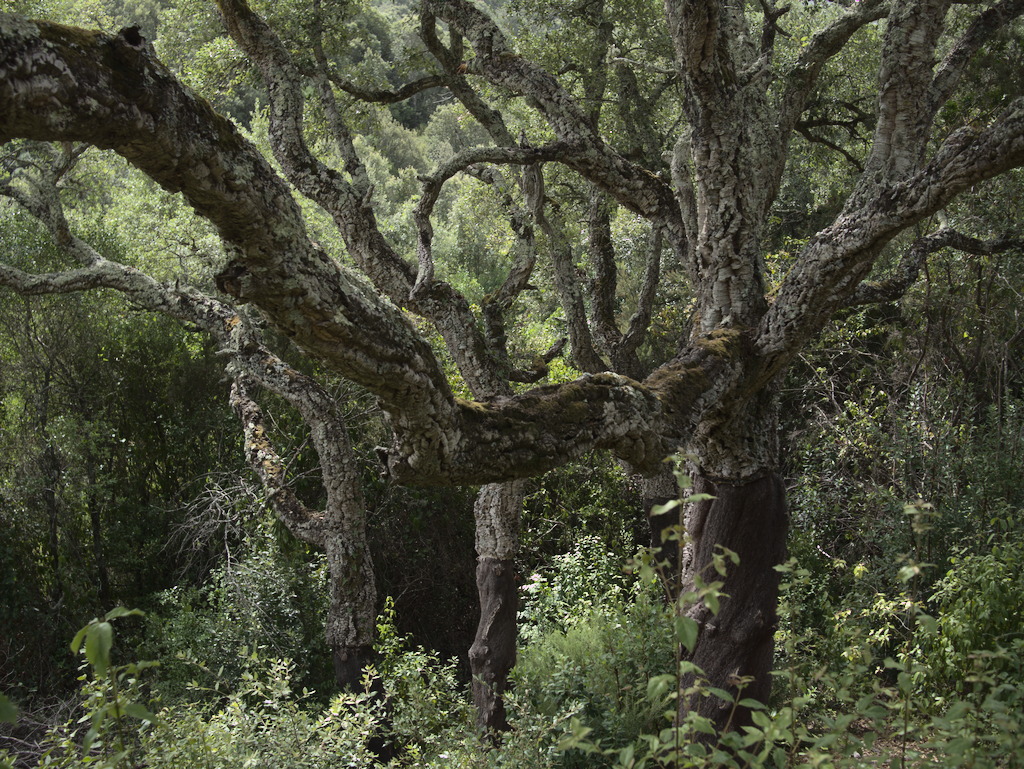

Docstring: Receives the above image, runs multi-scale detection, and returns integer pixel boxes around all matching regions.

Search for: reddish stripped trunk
[469,556,518,735]
[332,645,375,691]
[680,472,788,734]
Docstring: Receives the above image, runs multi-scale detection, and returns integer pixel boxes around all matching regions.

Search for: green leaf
[684,493,716,503]
[556,717,598,753]
[704,592,720,615]
[617,743,635,766]
[104,607,144,622]
[650,499,680,516]
[85,622,113,677]
[82,725,99,754]
[706,686,734,704]
[674,616,699,652]
[0,694,17,723]
[691,717,718,736]
[647,674,674,703]
[123,703,158,723]
[70,624,90,655]
[749,708,770,729]
[678,660,704,677]
[738,698,766,709]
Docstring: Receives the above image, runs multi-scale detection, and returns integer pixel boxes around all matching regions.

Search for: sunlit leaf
[85,622,113,677]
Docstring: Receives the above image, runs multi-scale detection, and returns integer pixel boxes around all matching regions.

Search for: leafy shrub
[371,597,473,762]
[142,654,383,769]
[516,536,675,769]
[516,589,675,765]
[518,534,630,645]
[919,536,1024,700]
[145,517,333,702]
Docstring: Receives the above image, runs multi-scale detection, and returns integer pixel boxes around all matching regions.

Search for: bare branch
[310,0,372,199]
[588,192,622,352]
[542,202,608,374]
[329,73,448,104]
[796,123,865,172]
[929,0,1024,119]
[411,142,568,299]
[230,375,328,545]
[619,227,663,365]
[1,15,461,453]
[777,0,888,140]
[0,160,360,548]
[758,95,1024,374]
[865,0,953,179]
[759,0,791,60]
[845,228,1024,307]
[419,7,516,147]
[423,0,683,231]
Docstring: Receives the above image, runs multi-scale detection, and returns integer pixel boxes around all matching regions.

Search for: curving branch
[329,73,448,104]
[0,15,462,459]
[795,123,866,172]
[208,1,687,476]
[758,95,1024,372]
[928,0,1024,123]
[419,7,516,147]
[758,0,791,60]
[230,376,328,546]
[216,0,517,400]
[1,150,377,655]
[845,228,1024,307]
[422,0,683,233]
[619,227,663,368]
[864,0,953,180]
[776,0,888,143]
[411,142,568,298]
[310,0,373,200]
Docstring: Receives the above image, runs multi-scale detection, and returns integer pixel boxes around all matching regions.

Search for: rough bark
[467,480,524,733]
[332,644,375,693]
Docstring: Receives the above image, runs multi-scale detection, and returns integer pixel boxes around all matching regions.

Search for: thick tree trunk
[469,556,518,735]
[323,534,377,691]
[470,480,523,736]
[332,644,375,691]
[679,472,788,735]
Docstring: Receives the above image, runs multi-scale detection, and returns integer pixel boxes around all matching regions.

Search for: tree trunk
[470,480,524,736]
[323,535,377,691]
[469,556,518,736]
[679,472,788,735]
[332,644,375,691]
[85,458,111,608]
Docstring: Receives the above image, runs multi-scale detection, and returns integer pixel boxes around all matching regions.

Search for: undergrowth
[3,512,1023,768]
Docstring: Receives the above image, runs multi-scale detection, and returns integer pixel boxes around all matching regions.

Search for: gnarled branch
[845,228,1024,307]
